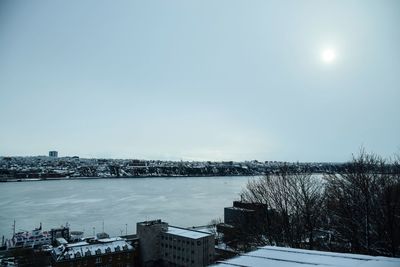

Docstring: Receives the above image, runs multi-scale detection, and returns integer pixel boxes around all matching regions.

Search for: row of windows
[161,235,195,245]
[164,253,195,264]
[91,264,127,267]
[68,254,130,267]
[160,243,195,253]
[160,235,203,246]
[161,235,201,246]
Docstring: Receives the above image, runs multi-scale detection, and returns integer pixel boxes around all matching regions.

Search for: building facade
[137,220,215,267]
[51,237,139,267]
[160,226,215,267]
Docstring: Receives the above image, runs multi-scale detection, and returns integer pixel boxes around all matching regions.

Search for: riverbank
[0,173,255,183]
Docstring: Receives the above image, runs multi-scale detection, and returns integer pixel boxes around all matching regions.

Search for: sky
[0,0,399,162]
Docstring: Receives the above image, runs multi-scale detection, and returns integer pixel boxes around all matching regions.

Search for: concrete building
[49,151,58,158]
[224,201,267,227]
[137,219,168,266]
[137,219,215,267]
[217,201,269,246]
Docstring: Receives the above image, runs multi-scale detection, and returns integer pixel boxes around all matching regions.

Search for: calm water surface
[0,176,254,237]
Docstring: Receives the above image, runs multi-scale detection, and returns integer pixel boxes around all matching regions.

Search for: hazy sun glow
[321,48,336,63]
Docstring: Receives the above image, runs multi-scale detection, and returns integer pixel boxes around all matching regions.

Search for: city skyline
[1,0,399,162]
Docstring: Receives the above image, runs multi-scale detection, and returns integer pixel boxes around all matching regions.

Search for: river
[0,176,254,238]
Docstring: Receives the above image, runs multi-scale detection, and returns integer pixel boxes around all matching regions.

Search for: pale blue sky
[1,0,399,161]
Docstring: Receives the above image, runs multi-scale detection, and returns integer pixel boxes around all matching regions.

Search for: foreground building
[137,219,215,267]
[214,246,400,267]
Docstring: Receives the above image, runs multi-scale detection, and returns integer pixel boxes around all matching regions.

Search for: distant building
[137,219,215,267]
[49,151,58,158]
[217,201,270,247]
[131,159,147,167]
[51,237,139,267]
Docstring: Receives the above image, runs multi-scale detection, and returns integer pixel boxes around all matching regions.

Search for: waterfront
[0,176,254,238]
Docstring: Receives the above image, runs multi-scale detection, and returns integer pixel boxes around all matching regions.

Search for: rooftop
[215,246,400,267]
[167,226,212,239]
[225,206,254,212]
[52,238,133,261]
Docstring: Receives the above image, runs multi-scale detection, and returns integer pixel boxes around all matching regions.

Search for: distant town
[0,151,346,181]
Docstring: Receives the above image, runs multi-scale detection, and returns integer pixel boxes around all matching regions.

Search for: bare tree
[325,150,400,256]
[240,163,325,249]
[235,151,400,256]
[289,173,325,250]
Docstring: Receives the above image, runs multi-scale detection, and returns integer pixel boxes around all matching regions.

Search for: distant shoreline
[0,174,258,183]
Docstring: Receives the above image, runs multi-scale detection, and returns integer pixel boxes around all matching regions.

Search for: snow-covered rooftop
[53,239,133,261]
[167,226,212,239]
[215,246,400,267]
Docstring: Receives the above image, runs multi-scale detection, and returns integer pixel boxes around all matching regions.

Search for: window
[95,257,102,263]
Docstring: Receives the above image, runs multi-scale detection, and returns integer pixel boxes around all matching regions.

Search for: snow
[97,237,123,243]
[214,246,400,267]
[55,238,68,245]
[54,239,133,260]
[65,241,88,247]
[167,226,211,239]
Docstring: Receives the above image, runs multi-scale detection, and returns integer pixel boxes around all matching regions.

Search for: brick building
[51,237,139,267]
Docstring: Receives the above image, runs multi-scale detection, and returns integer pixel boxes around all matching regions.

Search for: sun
[321,48,336,63]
